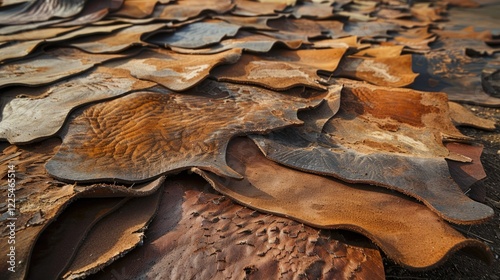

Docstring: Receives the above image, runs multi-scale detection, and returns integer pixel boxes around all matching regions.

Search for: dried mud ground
[385,104,500,280]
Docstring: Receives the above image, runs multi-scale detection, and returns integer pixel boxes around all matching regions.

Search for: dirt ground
[385,104,500,279]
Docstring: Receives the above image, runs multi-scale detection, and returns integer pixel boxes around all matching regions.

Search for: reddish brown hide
[89,175,385,279]
[46,80,327,183]
[196,137,493,269]
[251,83,494,224]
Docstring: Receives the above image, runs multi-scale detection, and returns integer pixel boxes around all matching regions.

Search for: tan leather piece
[0,48,131,89]
[195,137,493,269]
[251,83,494,224]
[90,175,385,279]
[448,102,497,131]
[233,0,288,16]
[61,191,163,279]
[335,55,418,87]
[159,0,235,21]
[110,48,241,91]
[0,67,156,144]
[353,45,404,58]
[112,0,160,18]
[68,23,166,53]
[291,2,334,19]
[212,48,347,90]
[0,139,165,280]
[0,26,80,42]
[46,80,324,183]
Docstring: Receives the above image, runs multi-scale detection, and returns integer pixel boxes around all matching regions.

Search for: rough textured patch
[334,55,418,87]
[67,23,165,53]
[448,102,497,130]
[110,48,241,91]
[251,83,494,224]
[0,67,156,144]
[343,21,399,38]
[0,48,129,89]
[46,81,324,183]
[61,191,163,279]
[90,175,385,280]
[196,137,493,269]
[149,21,239,49]
[266,17,324,39]
[212,48,347,90]
[0,139,166,280]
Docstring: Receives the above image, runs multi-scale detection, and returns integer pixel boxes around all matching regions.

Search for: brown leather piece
[334,55,418,87]
[0,26,80,42]
[170,30,302,54]
[446,142,487,202]
[68,23,165,53]
[233,0,288,16]
[159,0,234,21]
[0,23,132,62]
[112,0,159,18]
[46,80,324,183]
[148,21,240,49]
[110,48,241,91]
[0,67,156,144]
[251,83,494,224]
[0,138,166,280]
[61,191,163,279]
[27,198,127,280]
[411,49,500,107]
[212,48,347,90]
[448,102,497,130]
[55,0,124,27]
[266,17,324,39]
[195,137,493,269]
[343,21,400,39]
[214,14,277,30]
[292,2,334,19]
[0,0,86,25]
[0,48,131,89]
[90,175,385,279]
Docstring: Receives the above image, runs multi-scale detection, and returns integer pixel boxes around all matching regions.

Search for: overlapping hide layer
[334,54,418,87]
[61,192,163,279]
[148,21,240,49]
[411,49,500,107]
[195,137,493,269]
[158,0,235,21]
[212,48,347,90]
[446,142,487,202]
[46,81,327,183]
[250,83,494,224]
[68,23,166,53]
[0,139,165,280]
[232,0,288,16]
[170,30,303,54]
[0,24,131,62]
[0,0,86,25]
[90,176,385,279]
[0,48,130,89]
[109,48,241,91]
[112,0,162,18]
[27,198,128,280]
[0,67,156,144]
[448,102,497,130]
